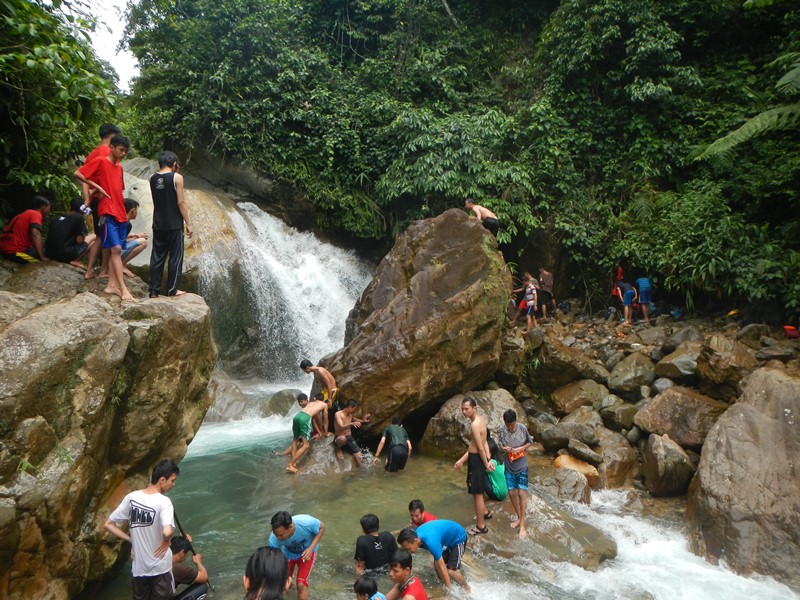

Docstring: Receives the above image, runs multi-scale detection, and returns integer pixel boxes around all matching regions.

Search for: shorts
[639,290,651,303]
[539,290,553,305]
[322,387,338,402]
[132,572,173,600]
[482,217,500,236]
[121,238,141,260]
[1,249,40,263]
[466,452,488,495]
[101,216,128,250]
[51,242,89,263]
[293,411,313,441]
[386,444,409,472]
[340,435,360,455]
[623,289,636,307]
[526,303,537,316]
[517,299,527,309]
[505,468,529,491]
[288,551,316,587]
[442,542,466,571]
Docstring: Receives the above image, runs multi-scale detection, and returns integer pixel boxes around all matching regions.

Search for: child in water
[354,575,387,600]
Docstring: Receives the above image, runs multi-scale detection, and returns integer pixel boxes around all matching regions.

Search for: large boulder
[641,434,696,497]
[532,337,610,392]
[550,379,609,416]
[608,352,655,395]
[695,334,758,401]
[663,325,703,353]
[594,427,640,488]
[324,209,511,434]
[654,340,703,384]
[420,389,525,456]
[532,469,591,504]
[687,367,800,588]
[0,262,216,599]
[633,386,728,451]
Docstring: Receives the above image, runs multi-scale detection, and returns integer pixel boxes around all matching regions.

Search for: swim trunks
[482,217,500,236]
[341,435,360,455]
[322,387,338,402]
[386,444,409,472]
[466,452,488,495]
[293,411,313,441]
[623,289,636,306]
[504,468,528,491]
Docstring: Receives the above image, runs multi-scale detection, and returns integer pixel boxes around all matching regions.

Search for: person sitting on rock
[170,536,209,596]
[334,400,371,464]
[118,198,148,277]
[354,513,398,575]
[0,196,50,264]
[45,197,97,268]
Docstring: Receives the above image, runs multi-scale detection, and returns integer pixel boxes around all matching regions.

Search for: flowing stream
[96,200,799,600]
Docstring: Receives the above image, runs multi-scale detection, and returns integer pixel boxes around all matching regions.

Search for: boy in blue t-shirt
[268,511,326,600]
[396,520,470,593]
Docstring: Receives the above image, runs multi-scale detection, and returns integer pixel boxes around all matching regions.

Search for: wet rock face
[633,386,728,451]
[687,367,800,589]
[325,209,512,435]
[641,434,696,496]
[0,262,216,599]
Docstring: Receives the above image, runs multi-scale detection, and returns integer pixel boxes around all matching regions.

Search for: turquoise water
[95,412,799,600]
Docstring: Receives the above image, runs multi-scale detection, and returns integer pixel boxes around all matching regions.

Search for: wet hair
[110,135,130,149]
[150,459,179,484]
[464,198,475,206]
[487,435,502,463]
[353,576,379,597]
[69,197,84,213]
[297,393,308,404]
[408,499,424,512]
[391,416,402,425]
[461,396,477,407]
[503,409,517,424]
[170,536,192,555]
[360,514,379,534]
[270,511,293,531]
[99,123,120,139]
[345,399,358,409]
[124,198,139,213]
[314,392,325,401]
[157,150,179,168]
[396,528,419,546]
[31,196,50,210]
[299,359,313,370]
[245,546,289,600]
[389,549,413,570]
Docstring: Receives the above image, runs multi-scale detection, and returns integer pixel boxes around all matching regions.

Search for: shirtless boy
[464,199,500,237]
[334,400,371,464]
[274,395,329,473]
[453,396,494,535]
[300,359,337,436]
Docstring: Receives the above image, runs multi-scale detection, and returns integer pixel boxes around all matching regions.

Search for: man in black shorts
[334,400,371,464]
[465,199,500,237]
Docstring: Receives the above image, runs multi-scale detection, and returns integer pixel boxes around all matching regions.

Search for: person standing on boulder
[148,151,193,298]
[497,409,533,539]
[104,459,180,600]
[464,199,500,237]
[453,396,494,535]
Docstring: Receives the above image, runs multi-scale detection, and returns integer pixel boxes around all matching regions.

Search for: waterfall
[192,197,373,381]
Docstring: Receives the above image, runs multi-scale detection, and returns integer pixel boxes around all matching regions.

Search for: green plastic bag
[485,459,508,501]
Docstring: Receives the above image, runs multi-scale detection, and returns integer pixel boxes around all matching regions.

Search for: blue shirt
[635,277,651,293]
[416,520,467,561]
[268,514,321,559]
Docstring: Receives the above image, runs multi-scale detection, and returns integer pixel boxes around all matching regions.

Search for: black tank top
[150,171,183,230]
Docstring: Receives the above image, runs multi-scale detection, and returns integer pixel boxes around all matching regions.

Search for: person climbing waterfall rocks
[300,359,337,436]
[274,394,329,473]
[464,199,500,237]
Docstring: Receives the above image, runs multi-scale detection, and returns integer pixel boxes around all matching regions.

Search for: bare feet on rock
[510,520,521,529]
[122,268,135,277]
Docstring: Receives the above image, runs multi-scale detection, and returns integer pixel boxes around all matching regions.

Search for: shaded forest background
[1,0,798,315]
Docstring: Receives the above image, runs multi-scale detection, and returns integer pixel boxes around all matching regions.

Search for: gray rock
[642,433,696,496]
[532,469,591,504]
[539,422,598,453]
[651,377,675,395]
[734,323,771,350]
[608,352,656,394]
[550,379,609,417]
[663,325,702,353]
[696,334,758,401]
[756,345,795,362]
[655,340,703,384]
[567,439,603,467]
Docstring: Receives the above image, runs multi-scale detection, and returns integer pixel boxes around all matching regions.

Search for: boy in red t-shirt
[73,135,134,301]
[0,196,50,263]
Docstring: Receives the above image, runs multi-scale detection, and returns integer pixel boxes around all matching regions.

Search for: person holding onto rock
[334,400,371,464]
[464,198,500,237]
[300,359,337,436]
[148,151,193,298]
[0,196,50,263]
[273,394,329,473]
[453,396,494,535]
[354,513,398,575]
[104,459,180,600]
[268,511,326,600]
[373,417,412,472]
[497,409,534,539]
[397,520,470,593]
[385,550,428,600]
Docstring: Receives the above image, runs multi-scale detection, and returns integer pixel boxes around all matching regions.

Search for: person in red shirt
[82,123,120,280]
[0,196,50,263]
[73,135,134,301]
[407,500,437,528]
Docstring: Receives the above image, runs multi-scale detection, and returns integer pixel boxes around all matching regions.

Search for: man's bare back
[470,204,497,221]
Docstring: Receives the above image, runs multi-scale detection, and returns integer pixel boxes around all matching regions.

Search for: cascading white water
[193,198,373,380]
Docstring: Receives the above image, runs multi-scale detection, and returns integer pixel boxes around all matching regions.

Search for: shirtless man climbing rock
[465,199,500,237]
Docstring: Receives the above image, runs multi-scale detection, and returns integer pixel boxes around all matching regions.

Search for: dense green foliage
[0,0,116,216]
[9,0,787,315]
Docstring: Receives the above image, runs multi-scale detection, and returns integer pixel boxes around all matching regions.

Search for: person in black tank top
[148,151,193,297]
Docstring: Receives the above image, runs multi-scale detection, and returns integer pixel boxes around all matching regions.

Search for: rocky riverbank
[0,261,216,599]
